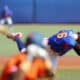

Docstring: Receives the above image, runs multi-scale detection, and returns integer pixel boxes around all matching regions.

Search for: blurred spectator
[0,5,13,31]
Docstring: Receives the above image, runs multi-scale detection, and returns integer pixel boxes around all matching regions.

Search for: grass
[57,69,80,80]
[0,24,80,80]
[0,24,79,56]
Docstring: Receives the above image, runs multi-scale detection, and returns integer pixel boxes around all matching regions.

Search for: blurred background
[0,0,80,23]
[0,0,80,80]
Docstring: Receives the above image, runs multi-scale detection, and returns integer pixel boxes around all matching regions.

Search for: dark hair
[24,36,33,48]
[77,32,80,44]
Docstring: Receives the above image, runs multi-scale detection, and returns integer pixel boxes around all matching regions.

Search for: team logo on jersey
[57,32,68,38]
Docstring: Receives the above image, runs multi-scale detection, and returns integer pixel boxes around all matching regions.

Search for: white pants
[50,56,58,73]
[27,44,58,72]
[27,44,49,60]
[0,17,13,25]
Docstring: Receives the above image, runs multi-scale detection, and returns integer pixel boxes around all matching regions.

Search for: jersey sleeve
[15,37,26,52]
[64,30,77,47]
[64,37,77,47]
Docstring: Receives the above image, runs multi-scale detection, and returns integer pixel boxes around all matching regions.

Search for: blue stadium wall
[0,0,80,23]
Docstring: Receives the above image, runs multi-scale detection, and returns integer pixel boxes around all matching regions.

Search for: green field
[0,24,80,80]
[57,69,80,80]
[0,24,80,56]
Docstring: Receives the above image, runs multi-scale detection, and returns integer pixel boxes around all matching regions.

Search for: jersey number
[57,32,68,38]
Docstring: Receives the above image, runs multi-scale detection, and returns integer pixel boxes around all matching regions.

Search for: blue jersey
[1,7,12,18]
[48,30,77,56]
